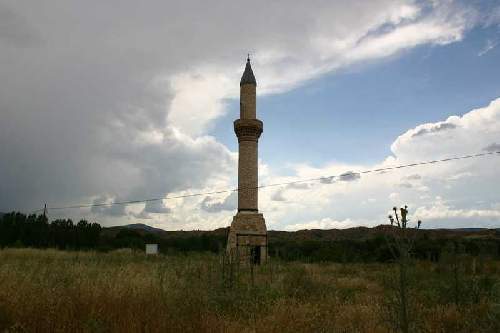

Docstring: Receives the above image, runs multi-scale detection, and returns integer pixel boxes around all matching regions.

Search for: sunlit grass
[0,248,498,332]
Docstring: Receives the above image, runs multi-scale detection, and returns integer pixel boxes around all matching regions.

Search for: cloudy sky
[1,0,499,230]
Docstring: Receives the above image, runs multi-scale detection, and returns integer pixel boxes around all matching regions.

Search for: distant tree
[75,220,102,249]
[114,229,144,249]
[50,219,76,249]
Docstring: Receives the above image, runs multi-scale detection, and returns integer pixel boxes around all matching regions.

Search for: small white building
[145,243,158,255]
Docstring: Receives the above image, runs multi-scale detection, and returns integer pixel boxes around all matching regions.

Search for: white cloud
[446,171,473,181]
[391,98,500,161]
[389,192,401,202]
[271,190,287,202]
[257,97,500,230]
[167,70,235,136]
[414,198,500,228]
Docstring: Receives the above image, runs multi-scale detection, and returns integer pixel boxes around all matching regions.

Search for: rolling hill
[104,223,500,242]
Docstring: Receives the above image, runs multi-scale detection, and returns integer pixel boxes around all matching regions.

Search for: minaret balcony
[234,119,263,142]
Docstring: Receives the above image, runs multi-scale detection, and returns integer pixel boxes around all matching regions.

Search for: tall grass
[0,249,499,332]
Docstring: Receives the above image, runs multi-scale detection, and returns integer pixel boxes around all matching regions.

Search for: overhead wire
[30,150,499,213]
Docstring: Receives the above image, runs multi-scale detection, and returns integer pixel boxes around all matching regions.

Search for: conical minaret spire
[240,55,256,86]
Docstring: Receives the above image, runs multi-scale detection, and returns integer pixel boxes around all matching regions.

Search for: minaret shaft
[238,139,258,211]
[235,83,262,211]
[240,85,256,119]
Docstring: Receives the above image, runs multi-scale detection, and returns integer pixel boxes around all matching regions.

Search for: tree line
[269,236,500,263]
[1,212,499,263]
[0,212,101,249]
[0,212,226,253]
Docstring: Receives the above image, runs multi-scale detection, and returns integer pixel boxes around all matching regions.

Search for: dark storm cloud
[143,201,171,214]
[0,4,41,46]
[90,195,127,217]
[0,1,242,215]
[3,0,348,216]
[129,200,171,219]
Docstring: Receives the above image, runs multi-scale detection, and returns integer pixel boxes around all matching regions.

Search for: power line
[32,150,499,213]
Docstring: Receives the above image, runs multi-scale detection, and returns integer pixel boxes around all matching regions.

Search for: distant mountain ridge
[122,223,167,234]
[104,223,500,242]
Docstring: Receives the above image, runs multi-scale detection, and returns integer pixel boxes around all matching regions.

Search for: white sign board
[146,243,158,255]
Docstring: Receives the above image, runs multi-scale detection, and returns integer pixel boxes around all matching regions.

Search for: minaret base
[226,212,267,264]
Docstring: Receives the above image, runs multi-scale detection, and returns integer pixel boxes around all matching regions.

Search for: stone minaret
[226,57,267,264]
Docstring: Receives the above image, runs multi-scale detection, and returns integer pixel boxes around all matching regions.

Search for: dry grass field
[0,248,499,332]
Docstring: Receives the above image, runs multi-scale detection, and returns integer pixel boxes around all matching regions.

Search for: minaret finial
[240,53,256,86]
